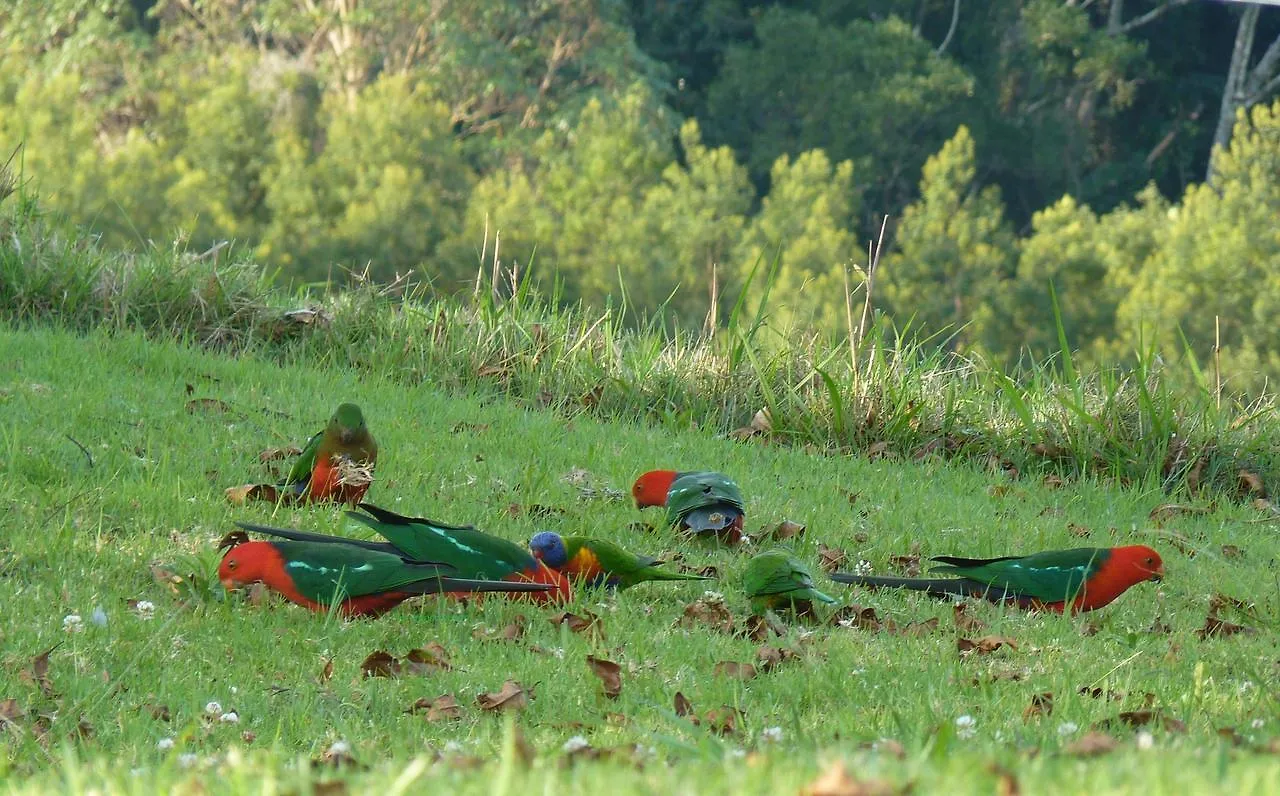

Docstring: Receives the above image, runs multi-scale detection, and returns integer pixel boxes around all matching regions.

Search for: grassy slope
[0,326,1277,795]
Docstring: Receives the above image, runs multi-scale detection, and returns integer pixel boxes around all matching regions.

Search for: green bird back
[743,549,837,614]
[274,541,451,602]
[347,504,537,580]
[286,403,378,485]
[930,547,1111,603]
[566,537,709,588]
[664,471,745,526]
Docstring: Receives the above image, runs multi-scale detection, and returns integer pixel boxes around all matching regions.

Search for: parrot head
[529,531,569,567]
[1113,544,1164,583]
[631,470,679,508]
[329,403,367,445]
[218,541,275,589]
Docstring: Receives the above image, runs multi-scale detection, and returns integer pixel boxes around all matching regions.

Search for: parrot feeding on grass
[528,531,713,590]
[743,549,838,615]
[632,469,746,543]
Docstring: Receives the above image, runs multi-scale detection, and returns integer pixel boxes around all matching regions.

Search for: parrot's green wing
[285,430,324,485]
[347,503,537,580]
[274,541,453,601]
[930,547,1111,603]
[745,550,837,602]
[573,538,658,575]
[664,471,745,527]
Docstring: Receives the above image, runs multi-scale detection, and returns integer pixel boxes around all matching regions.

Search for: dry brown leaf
[888,554,920,577]
[360,651,400,679]
[1066,522,1091,538]
[885,617,939,637]
[703,705,744,736]
[0,698,25,726]
[837,488,860,505]
[1023,692,1053,721]
[958,635,1018,657]
[831,605,883,632]
[1220,544,1244,559]
[674,691,695,719]
[756,645,800,672]
[20,646,57,698]
[1197,615,1255,639]
[186,398,231,414]
[149,565,187,597]
[769,520,806,541]
[223,483,282,505]
[1208,593,1254,614]
[729,407,773,441]
[952,604,986,633]
[476,680,531,712]
[1237,470,1267,497]
[1064,731,1117,757]
[866,441,893,460]
[317,658,334,685]
[818,544,848,573]
[145,703,171,722]
[713,661,758,681]
[216,530,250,551]
[550,611,604,639]
[803,760,902,796]
[739,613,786,641]
[992,765,1020,796]
[986,484,1013,498]
[677,595,734,634]
[405,643,452,675]
[1042,474,1066,489]
[257,446,302,463]
[408,694,463,721]
[586,656,623,699]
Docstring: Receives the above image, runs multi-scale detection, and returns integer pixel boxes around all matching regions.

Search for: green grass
[1,326,1278,794]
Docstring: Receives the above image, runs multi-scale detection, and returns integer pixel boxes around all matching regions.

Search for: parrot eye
[1144,557,1153,565]
[226,560,238,570]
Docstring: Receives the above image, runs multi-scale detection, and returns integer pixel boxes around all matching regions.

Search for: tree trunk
[1209,3,1260,182]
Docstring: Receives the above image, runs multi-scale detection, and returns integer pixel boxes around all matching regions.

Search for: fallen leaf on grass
[958,636,1018,657]
[1196,615,1255,639]
[186,398,231,414]
[405,644,452,675]
[953,604,986,633]
[1022,692,1053,721]
[677,594,734,634]
[20,645,58,698]
[886,617,939,637]
[586,656,623,699]
[818,544,848,573]
[739,612,788,640]
[1042,474,1066,489]
[756,645,800,672]
[144,702,171,722]
[1063,731,1117,757]
[313,741,361,769]
[1220,544,1244,559]
[223,483,282,505]
[831,605,885,632]
[802,760,903,796]
[1237,470,1267,497]
[1066,522,1091,538]
[888,554,920,577]
[703,705,744,736]
[1102,710,1186,733]
[360,651,400,679]
[550,611,604,640]
[257,446,302,463]
[764,520,806,542]
[991,765,1020,796]
[673,691,695,720]
[0,698,25,726]
[474,615,528,642]
[317,658,334,685]
[729,408,773,441]
[476,680,531,712]
[714,661,758,681]
[1208,593,1255,615]
[407,694,462,721]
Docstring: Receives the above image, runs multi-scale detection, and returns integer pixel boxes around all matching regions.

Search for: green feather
[563,536,711,589]
[664,471,745,527]
[272,541,451,602]
[347,504,536,580]
[929,547,1112,603]
[743,549,837,614]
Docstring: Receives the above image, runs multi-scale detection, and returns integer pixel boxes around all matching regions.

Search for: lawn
[0,326,1276,795]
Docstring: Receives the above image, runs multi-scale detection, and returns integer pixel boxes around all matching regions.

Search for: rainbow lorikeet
[527,532,713,590]
[743,549,837,615]
[217,540,552,618]
[234,503,572,604]
[280,403,378,504]
[830,545,1164,613]
[632,470,745,543]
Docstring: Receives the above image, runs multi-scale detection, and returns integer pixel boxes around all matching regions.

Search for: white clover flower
[177,753,199,768]
[63,614,84,633]
[760,726,783,743]
[135,601,156,620]
[703,590,725,602]
[229,686,238,695]
[1251,719,1265,729]
[1238,681,1255,694]
[955,715,977,739]
[1057,722,1079,736]
[218,711,239,724]
[853,559,874,576]
[204,701,222,716]
[442,740,465,754]
[726,747,747,759]
[562,736,591,753]
[327,740,351,757]
[156,738,175,751]
[1136,731,1154,751]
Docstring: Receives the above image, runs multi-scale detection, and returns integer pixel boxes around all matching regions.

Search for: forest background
[5,0,1280,389]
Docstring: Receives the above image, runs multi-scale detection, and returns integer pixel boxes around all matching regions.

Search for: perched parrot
[217,540,552,618]
[280,403,379,504]
[632,469,746,542]
[527,531,713,590]
[234,502,572,604]
[829,545,1165,614]
[742,549,838,615]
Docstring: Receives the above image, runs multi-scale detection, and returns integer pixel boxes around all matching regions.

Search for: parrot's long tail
[828,573,1028,605]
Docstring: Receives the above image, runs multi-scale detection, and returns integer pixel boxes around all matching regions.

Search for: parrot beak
[1148,572,1163,582]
